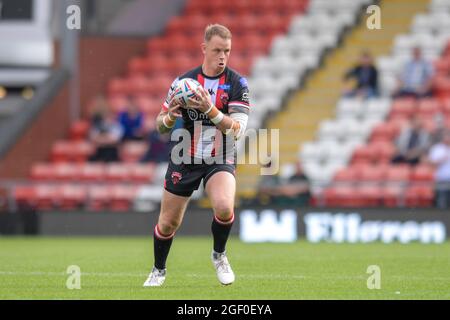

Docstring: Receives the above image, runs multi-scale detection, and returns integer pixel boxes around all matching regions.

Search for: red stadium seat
[371,141,395,164]
[53,163,79,181]
[405,185,434,207]
[351,145,376,164]
[110,185,138,211]
[389,98,417,119]
[357,185,383,207]
[108,78,130,96]
[79,163,106,182]
[69,120,90,141]
[120,141,148,163]
[385,165,411,183]
[35,185,58,210]
[14,186,36,209]
[88,185,111,211]
[105,163,131,182]
[417,98,441,116]
[334,167,358,182]
[358,164,388,182]
[59,184,87,210]
[380,185,404,207]
[129,164,155,183]
[30,163,55,181]
[411,165,434,183]
[370,122,398,143]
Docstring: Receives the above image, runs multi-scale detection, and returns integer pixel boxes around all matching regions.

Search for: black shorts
[164,160,236,197]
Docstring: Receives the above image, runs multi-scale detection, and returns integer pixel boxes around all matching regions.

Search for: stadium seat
[79,163,105,182]
[87,185,111,211]
[110,185,138,211]
[411,165,435,182]
[120,141,148,163]
[380,185,404,207]
[14,186,36,209]
[405,185,434,207]
[105,163,131,182]
[30,163,55,181]
[35,185,58,211]
[69,120,90,141]
[59,185,87,210]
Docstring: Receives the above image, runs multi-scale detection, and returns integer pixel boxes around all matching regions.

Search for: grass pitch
[0,237,449,300]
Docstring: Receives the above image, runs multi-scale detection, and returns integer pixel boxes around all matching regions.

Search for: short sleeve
[161,77,179,112]
[228,76,250,115]
[429,144,446,164]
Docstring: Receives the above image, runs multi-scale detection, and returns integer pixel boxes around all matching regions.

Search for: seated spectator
[276,161,311,206]
[430,113,446,145]
[89,95,109,129]
[343,50,379,99]
[88,110,123,163]
[140,129,171,163]
[428,130,450,209]
[257,161,311,206]
[118,97,144,141]
[257,161,282,205]
[394,47,434,98]
[391,116,430,166]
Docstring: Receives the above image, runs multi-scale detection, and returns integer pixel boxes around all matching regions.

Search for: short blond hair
[204,24,232,42]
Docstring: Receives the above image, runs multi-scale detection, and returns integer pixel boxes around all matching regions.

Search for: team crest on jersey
[171,172,182,185]
[220,92,229,105]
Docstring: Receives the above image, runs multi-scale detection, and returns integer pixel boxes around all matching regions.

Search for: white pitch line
[1,271,449,281]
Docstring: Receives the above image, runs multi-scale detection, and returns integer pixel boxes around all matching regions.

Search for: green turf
[0,236,449,299]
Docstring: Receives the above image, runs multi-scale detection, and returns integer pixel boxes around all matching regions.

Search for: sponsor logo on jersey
[239,77,248,88]
[171,172,182,185]
[208,88,215,96]
[187,108,210,121]
[242,92,249,103]
[220,92,229,105]
[218,84,231,90]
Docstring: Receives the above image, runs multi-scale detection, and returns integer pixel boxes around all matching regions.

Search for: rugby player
[143,24,250,286]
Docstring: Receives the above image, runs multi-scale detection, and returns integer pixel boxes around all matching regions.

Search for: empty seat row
[316,184,434,207]
[30,162,156,183]
[50,141,148,163]
[14,184,143,211]
[334,164,435,183]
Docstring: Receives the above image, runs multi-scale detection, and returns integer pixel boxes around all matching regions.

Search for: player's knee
[213,202,234,220]
[159,219,180,235]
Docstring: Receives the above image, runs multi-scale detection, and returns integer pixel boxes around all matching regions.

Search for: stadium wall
[0,71,70,178]
[1,207,449,244]
[78,37,147,117]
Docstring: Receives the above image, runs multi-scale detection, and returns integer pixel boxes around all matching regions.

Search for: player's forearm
[205,106,245,139]
[156,112,175,134]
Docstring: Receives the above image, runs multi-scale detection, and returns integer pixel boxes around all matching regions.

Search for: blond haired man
[143,24,250,287]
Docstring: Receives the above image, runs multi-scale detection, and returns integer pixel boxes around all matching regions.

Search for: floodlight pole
[60,0,81,123]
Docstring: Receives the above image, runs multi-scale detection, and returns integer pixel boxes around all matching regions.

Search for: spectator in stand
[391,116,430,166]
[118,97,144,141]
[257,160,311,206]
[140,128,171,163]
[89,95,109,130]
[343,50,379,99]
[88,109,123,162]
[394,47,434,98]
[257,161,281,205]
[430,113,446,145]
[276,160,311,206]
[428,130,450,209]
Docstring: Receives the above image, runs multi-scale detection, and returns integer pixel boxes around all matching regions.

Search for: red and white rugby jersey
[161,66,250,163]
